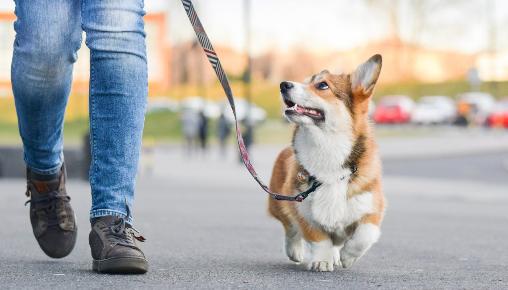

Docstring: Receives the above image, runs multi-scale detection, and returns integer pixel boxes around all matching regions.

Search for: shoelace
[25,188,71,227]
[105,218,146,247]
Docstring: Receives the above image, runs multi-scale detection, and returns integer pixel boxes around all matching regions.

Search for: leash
[181,0,321,202]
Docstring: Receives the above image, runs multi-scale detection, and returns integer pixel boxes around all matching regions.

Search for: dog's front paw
[308,240,334,271]
[339,223,380,268]
[286,241,304,263]
[308,261,334,272]
[339,250,358,268]
[285,234,304,263]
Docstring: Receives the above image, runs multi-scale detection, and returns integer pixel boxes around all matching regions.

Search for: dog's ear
[351,54,382,98]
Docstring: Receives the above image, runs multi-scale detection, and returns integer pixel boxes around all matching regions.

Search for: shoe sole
[93,256,148,274]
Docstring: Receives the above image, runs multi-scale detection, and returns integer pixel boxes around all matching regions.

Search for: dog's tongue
[295,104,306,114]
[287,103,321,117]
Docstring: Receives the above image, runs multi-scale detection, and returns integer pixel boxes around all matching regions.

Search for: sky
[1,0,507,55]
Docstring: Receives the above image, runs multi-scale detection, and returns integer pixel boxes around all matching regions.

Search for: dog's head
[280,54,382,132]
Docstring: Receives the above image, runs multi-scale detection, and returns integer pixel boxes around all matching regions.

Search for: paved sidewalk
[1,141,507,289]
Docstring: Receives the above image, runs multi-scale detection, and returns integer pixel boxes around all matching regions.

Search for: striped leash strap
[181,0,321,202]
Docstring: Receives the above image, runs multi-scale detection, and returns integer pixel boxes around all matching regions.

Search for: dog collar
[297,164,358,185]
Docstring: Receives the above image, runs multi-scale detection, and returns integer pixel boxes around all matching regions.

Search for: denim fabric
[11,0,147,224]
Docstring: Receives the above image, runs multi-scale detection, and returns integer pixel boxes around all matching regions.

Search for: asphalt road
[0,137,507,289]
[383,150,508,184]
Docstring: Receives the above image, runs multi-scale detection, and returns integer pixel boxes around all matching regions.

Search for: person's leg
[12,0,82,174]
[82,0,148,274]
[82,0,147,223]
[11,0,82,258]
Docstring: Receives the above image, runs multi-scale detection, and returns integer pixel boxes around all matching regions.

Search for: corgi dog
[268,54,385,272]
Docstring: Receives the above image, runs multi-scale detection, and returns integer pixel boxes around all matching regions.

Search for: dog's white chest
[297,181,373,233]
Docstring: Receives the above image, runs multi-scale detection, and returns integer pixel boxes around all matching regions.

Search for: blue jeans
[11,0,147,224]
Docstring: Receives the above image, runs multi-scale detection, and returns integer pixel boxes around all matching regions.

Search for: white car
[221,98,267,124]
[411,96,456,125]
[180,96,267,124]
[179,96,221,118]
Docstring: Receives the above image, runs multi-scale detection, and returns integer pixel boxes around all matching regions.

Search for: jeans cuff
[90,209,133,225]
[26,162,63,175]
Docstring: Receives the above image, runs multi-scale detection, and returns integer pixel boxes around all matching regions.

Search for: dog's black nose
[280,81,294,93]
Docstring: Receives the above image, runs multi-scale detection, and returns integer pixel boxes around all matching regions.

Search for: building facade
[0,10,170,98]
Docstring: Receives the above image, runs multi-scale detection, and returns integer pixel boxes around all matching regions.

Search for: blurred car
[180,96,221,118]
[486,99,508,128]
[411,96,456,125]
[373,95,414,124]
[222,98,267,124]
[456,92,495,125]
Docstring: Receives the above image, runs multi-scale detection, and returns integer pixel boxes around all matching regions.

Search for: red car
[373,96,414,124]
[486,100,508,128]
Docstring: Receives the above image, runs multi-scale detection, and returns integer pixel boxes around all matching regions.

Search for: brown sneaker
[89,216,148,274]
[25,164,77,258]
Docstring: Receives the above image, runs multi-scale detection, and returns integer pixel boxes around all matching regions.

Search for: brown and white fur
[268,55,385,272]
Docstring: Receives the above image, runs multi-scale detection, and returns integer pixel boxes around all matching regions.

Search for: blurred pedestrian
[198,110,209,151]
[243,120,254,151]
[238,117,255,163]
[11,0,148,274]
[454,101,471,127]
[217,112,231,156]
[181,109,200,155]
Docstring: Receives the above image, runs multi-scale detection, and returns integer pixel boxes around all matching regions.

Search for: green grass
[0,110,295,146]
[62,119,91,145]
[1,79,506,145]
[0,118,90,146]
[165,80,508,119]
[0,121,21,145]
[0,112,185,145]
[143,110,182,142]
[0,111,441,147]
[143,111,295,145]
[254,119,293,144]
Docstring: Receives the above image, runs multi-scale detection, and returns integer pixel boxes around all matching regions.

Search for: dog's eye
[316,81,329,90]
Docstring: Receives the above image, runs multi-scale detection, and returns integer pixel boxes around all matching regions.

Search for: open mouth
[283,98,325,121]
